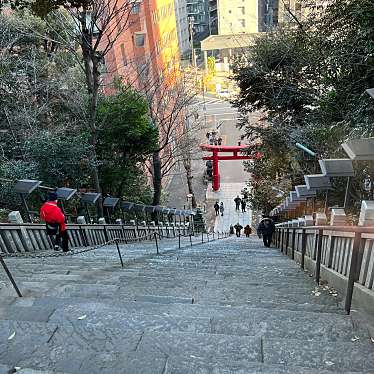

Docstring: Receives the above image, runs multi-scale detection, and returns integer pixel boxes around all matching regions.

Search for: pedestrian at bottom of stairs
[40,192,69,252]
[234,195,241,211]
[241,200,246,213]
[244,225,252,237]
[234,223,243,237]
[257,216,275,248]
[219,202,224,216]
[229,225,234,235]
[214,201,220,216]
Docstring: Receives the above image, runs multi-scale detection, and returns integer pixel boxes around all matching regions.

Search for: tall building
[259,0,279,30]
[186,0,210,41]
[174,0,190,56]
[104,0,180,90]
[261,0,332,28]
[217,0,260,35]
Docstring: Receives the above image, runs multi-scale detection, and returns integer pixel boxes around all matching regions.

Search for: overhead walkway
[0,236,373,373]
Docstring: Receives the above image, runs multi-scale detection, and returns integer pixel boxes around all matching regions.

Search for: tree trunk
[80,13,103,217]
[152,151,162,206]
[183,155,197,208]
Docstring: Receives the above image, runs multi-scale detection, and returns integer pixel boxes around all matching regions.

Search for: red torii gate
[200,144,257,191]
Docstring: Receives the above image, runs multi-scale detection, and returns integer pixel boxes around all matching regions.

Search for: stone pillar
[77,216,86,224]
[203,50,208,72]
[358,201,374,226]
[304,215,314,226]
[8,211,23,224]
[330,208,348,226]
[223,56,229,72]
[315,212,327,225]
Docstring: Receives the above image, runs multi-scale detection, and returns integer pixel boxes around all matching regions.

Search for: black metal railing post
[345,231,362,314]
[178,233,181,249]
[190,234,192,246]
[327,235,336,268]
[291,228,296,260]
[79,225,88,247]
[103,225,109,242]
[0,256,22,297]
[280,229,284,253]
[115,239,124,268]
[301,228,307,270]
[154,232,159,254]
[285,228,290,256]
[315,229,323,285]
[201,230,204,243]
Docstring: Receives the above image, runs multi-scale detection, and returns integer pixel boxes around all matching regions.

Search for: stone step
[29,294,342,315]
[49,307,211,335]
[0,364,11,374]
[12,369,69,374]
[137,331,374,372]
[263,337,374,372]
[165,358,369,374]
[1,275,339,307]
[44,302,360,342]
[0,320,165,374]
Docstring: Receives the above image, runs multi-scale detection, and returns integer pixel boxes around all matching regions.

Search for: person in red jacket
[40,192,69,252]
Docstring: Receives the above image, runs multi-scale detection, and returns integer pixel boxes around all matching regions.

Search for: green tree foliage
[0,11,90,210]
[232,0,374,214]
[96,86,158,201]
[0,11,157,216]
[24,133,91,187]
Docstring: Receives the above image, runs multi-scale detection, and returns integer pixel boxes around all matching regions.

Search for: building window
[131,3,140,14]
[238,6,245,15]
[239,19,245,27]
[134,33,145,47]
[120,44,127,65]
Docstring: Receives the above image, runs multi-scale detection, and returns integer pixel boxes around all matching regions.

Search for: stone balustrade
[0,222,191,255]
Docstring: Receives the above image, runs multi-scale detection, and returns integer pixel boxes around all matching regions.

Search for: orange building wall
[104,0,180,91]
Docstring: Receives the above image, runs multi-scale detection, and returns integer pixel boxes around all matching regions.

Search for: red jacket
[40,201,66,231]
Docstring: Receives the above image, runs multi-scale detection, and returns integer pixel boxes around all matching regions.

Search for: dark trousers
[215,210,219,216]
[49,230,69,252]
[263,234,272,247]
[235,204,240,211]
[241,207,246,213]
[236,231,241,237]
[245,233,250,237]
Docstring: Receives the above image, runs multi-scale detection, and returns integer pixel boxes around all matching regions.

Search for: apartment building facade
[217,0,259,35]
[104,0,180,90]
[174,0,190,56]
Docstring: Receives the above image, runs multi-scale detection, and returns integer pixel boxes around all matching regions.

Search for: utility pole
[188,16,196,68]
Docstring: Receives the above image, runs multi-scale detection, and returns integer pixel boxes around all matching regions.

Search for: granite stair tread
[0,236,373,373]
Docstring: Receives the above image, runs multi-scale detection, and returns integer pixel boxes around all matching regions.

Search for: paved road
[196,95,253,231]
[165,96,240,210]
[166,94,255,232]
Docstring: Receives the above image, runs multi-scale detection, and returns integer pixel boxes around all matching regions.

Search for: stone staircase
[0,236,374,374]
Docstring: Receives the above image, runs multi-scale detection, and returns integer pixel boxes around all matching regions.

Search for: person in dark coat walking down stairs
[219,202,224,216]
[257,217,275,247]
[241,199,247,213]
[40,192,69,252]
[244,225,252,237]
[234,195,241,211]
[234,223,243,237]
[214,201,220,216]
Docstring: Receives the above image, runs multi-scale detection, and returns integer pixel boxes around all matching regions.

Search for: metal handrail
[274,225,374,314]
[0,228,230,298]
